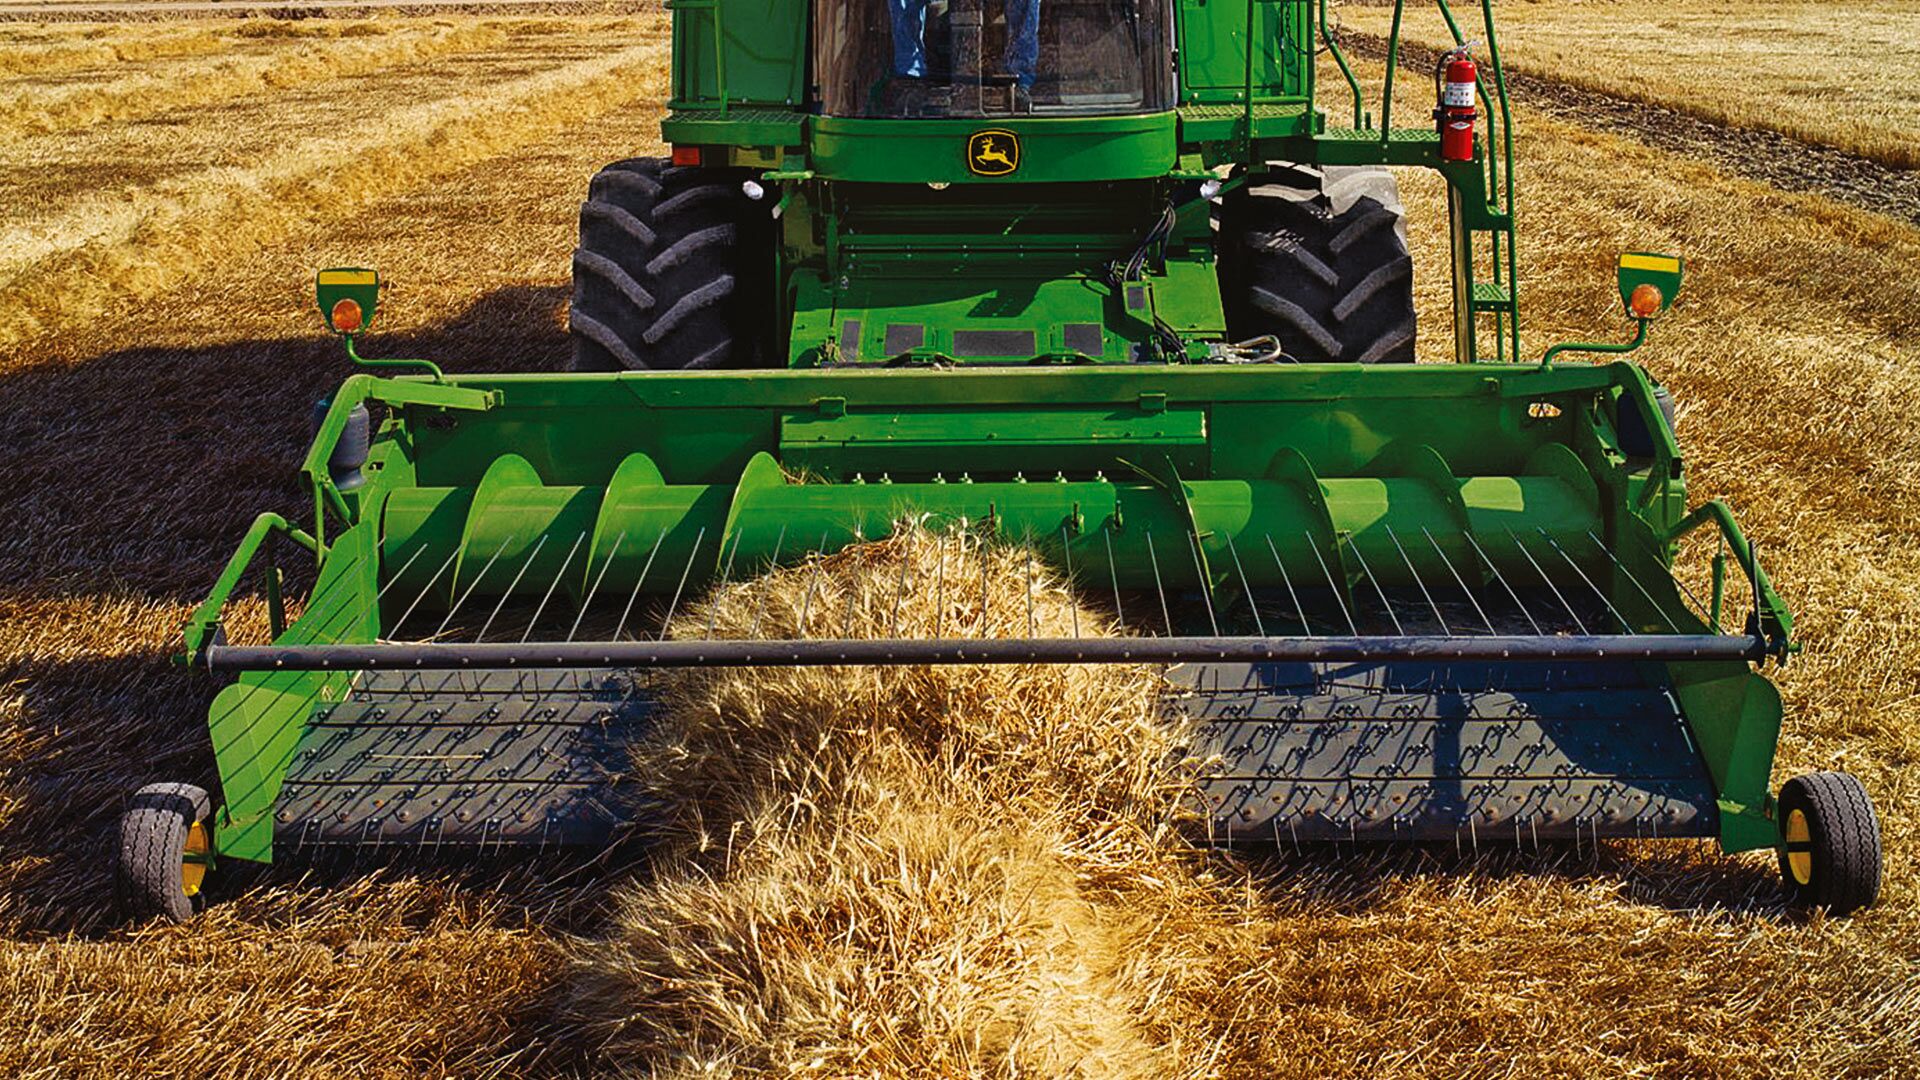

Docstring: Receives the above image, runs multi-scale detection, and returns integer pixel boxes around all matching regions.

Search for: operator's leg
[1003,0,1040,87]
[890,0,930,77]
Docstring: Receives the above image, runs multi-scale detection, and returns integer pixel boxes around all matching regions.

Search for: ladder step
[1470,280,1515,312]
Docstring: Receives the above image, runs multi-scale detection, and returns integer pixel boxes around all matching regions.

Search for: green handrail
[1318,0,1365,129]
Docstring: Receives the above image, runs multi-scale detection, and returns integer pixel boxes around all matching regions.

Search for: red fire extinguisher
[1435,47,1478,162]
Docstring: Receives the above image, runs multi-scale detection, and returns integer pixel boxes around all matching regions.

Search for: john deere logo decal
[967,130,1019,177]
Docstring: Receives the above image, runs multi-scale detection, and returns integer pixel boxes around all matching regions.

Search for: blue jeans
[888,0,1041,87]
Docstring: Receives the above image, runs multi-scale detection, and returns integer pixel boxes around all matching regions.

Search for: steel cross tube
[204,632,1768,672]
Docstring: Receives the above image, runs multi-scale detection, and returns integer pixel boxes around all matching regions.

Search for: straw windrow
[563,529,1209,1074]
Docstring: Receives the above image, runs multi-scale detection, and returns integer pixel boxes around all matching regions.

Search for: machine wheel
[1218,164,1416,363]
[116,782,213,923]
[1776,771,1881,916]
[569,157,775,371]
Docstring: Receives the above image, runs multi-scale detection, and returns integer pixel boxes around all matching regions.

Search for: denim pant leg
[1003,0,1040,86]
[889,0,929,76]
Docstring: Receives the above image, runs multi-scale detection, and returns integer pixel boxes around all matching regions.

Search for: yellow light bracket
[311,267,444,380]
[316,267,379,337]
[1616,252,1683,320]
[1540,251,1686,368]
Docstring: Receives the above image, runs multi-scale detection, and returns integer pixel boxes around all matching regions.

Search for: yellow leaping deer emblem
[966,130,1020,176]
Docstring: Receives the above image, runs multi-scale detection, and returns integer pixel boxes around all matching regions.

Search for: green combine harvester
[119,0,1882,922]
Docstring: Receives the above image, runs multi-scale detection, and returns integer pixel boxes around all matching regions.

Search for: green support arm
[302,374,498,543]
[1667,499,1795,660]
[179,512,319,666]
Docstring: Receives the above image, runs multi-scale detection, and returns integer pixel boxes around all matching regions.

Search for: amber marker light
[1628,283,1664,319]
[330,297,364,334]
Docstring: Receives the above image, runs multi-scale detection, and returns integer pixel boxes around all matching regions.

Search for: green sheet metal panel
[209,519,379,862]
[810,114,1178,183]
[1176,0,1312,103]
[670,0,808,108]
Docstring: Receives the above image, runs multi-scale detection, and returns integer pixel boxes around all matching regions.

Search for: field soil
[2,5,1918,1077]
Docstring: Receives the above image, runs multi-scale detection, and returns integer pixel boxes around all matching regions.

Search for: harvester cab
[121,0,1882,925]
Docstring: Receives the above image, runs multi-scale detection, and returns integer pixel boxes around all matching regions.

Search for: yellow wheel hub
[181,820,209,897]
[1784,808,1813,886]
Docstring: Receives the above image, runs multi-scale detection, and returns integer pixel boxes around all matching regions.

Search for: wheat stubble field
[1,3,1917,1076]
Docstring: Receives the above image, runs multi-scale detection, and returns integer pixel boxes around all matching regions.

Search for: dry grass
[0,22,246,76]
[0,17,667,351]
[0,21,512,137]
[0,9,1918,1077]
[1338,0,1920,168]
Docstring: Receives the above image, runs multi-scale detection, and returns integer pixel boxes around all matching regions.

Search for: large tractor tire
[1218,164,1416,363]
[569,158,775,371]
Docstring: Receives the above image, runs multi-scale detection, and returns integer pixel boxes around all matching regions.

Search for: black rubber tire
[1777,771,1881,916]
[117,782,212,923]
[1218,163,1417,363]
[568,157,775,371]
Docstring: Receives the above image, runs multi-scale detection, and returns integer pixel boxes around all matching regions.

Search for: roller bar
[205,633,1768,672]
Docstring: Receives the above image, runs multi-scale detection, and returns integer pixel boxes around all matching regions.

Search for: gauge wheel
[1777,771,1881,916]
[117,782,214,922]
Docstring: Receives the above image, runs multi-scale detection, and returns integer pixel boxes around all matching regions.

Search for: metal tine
[979,529,989,636]
[1424,527,1493,634]
[1667,562,1721,634]
[1267,533,1311,637]
[750,524,787,638]
[1024,545,1037,639]
[388,543,462,641]
[1145,530,1174,636]
[1507,527,1587,634]
[433,533,515,696]
[1537,527,1632,633]
[1386,526,1449,636]
[1586,530,1684,635]
[798,529,830,635]
[1186,531,1220,636]
[283,539,430,652]
[508,530,583,702]
[479,534,548,643]
[1345,541,1401,637]
[889,540,911,638]
[569,531,626,642]
[1103,526,1125,630]
[1059,524,1079,639]
[934,527,949,639]
[521,532,586,643]
[659,526,706,641]
[705,530,745,639]
[1313,526,1359,630]
[841,543,860,637]
[1464,531,1541,635]
[613,527,668,642]
[436,534,515,640]
[1225,533,1265,638]
[212,541,436,742]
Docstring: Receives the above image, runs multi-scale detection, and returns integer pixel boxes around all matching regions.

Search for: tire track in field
[1348,32,1920,227]
[0,36,667,353]
[0,22,511,138]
